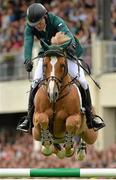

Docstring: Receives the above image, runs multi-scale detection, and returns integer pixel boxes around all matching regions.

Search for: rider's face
[35,17,46,31]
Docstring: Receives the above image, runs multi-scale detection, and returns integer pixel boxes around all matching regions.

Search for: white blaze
[48,57,58,97]
[50,56,57,76]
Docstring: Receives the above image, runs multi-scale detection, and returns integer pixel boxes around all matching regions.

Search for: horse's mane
[51,32,71,45]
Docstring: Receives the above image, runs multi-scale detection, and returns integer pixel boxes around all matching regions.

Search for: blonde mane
[51,32,71,45]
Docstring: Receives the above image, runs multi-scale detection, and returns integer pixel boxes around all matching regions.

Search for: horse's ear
[59,39,72,50]
[40,40,49,50]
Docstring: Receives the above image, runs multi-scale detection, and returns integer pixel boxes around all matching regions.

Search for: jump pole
[0,168,115,178]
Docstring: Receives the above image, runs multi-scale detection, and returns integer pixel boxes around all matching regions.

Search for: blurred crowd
[0,0,116,54]
[0,0,115,169]
[0,128,115,168]
[0,0,27,53]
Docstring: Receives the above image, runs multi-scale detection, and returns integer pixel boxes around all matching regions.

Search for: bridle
[43,49,69,99]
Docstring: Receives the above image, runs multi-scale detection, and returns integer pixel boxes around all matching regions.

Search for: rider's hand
[24,61,33,72]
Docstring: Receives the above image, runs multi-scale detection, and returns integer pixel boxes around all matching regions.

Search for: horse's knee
[38,113,49,129]
[33,112,39,127]
[33,112,49,129]
[66,115,81,133]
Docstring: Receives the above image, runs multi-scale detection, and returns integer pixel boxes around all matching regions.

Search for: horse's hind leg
[76,138,87,160]
[81,128,98,144]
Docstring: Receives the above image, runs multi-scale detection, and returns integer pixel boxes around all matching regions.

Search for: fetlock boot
[83,87,105,131]
[17,82,39,133]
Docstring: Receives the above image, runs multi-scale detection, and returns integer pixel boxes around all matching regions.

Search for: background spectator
[0,0,116,53]
[0,0,115,168]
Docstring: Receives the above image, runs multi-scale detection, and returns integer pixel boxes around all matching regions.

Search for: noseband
[46,76,62,92]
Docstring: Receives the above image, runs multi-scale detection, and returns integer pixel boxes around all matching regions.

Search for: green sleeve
[24,24,34,62]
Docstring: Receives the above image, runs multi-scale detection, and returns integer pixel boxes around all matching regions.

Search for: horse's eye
[43,64,47,71]
[43,64,47,68]
[60,64,65,68]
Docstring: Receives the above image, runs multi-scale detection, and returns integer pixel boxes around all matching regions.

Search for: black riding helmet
[27,3,47,27]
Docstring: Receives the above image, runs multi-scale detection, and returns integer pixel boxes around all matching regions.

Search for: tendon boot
[81,86,105,131]
[17,82,39,133]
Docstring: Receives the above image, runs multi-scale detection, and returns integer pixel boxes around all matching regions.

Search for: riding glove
[24,61,33,72]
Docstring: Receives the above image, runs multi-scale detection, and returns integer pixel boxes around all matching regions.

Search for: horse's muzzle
[47,88,59,103]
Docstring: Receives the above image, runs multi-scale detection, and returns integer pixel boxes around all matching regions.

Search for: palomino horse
[32,32,98,159]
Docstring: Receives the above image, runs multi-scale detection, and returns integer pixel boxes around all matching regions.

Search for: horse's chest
[49,110,67,136]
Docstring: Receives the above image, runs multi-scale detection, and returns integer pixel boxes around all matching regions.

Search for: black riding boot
[17,83,39,133]
[17,88,34,133]
[81,86,105,131]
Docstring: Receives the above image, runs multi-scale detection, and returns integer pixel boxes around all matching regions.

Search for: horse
[32,32,98,159]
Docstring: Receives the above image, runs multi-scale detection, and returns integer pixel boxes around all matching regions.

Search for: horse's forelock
[44,45,65,57]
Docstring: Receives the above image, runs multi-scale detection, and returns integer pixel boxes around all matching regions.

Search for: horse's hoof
[56,150,65,159]
[41,144,53,156]
[65,148,74,157]
[76,150,86,161]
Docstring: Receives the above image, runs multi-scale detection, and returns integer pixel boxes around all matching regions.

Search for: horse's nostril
[47,89,58,102]
[55,92,58,98]
[47,92,50,98]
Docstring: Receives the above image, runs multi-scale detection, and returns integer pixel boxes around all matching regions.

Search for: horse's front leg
[65,114,81,157]
[33,112,53,156]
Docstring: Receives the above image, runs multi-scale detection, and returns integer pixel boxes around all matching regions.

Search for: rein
[44,75,79,102]
[56,75,80,101]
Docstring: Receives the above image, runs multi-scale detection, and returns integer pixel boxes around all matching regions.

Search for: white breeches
[32,58,88,90]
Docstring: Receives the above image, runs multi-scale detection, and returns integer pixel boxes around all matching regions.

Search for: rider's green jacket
[24,12,83,62]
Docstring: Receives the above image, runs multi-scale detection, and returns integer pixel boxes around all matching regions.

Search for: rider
[17,3,105,133]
